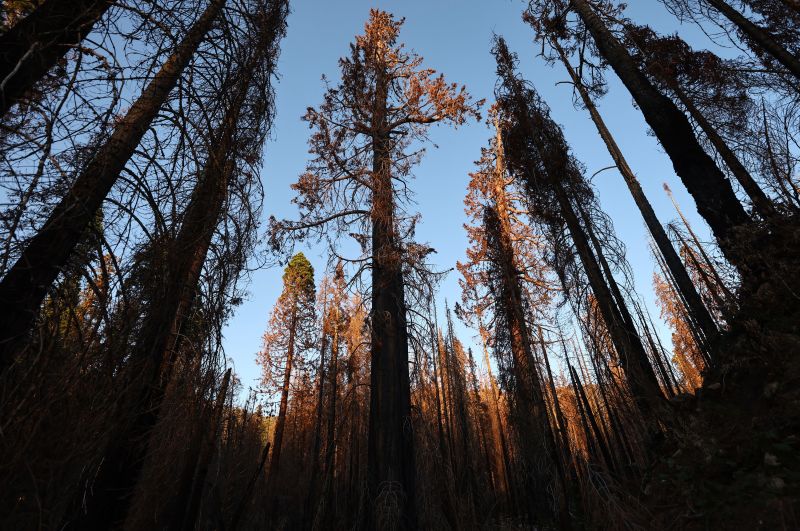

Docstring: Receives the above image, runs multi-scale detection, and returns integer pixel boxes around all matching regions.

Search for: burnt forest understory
[1,0,799,529]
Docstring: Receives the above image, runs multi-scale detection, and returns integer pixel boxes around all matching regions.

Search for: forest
[0,0,798,529]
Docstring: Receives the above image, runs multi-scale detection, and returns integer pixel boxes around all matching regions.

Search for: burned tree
[270,10,480,529]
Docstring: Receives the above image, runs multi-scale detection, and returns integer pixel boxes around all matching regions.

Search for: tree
[62,3,287,526]
[457,113,559,522]
[544,37,719,358]
[622,24,776,219]
[493,37,667,426]
[258,252,317,479]
[0,0,227,373]
[525,0,754,273]
[269,10,480,529]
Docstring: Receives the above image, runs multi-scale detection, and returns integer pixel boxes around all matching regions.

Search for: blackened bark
[551,179,666,420]
[270,307,298,475]
[569,0,753,270]
[671,83,776,219]
[0,0,226,373]
[179,369,232,531]
[230,442,270,531]
[366,128,416,530]
[0,0,113,116]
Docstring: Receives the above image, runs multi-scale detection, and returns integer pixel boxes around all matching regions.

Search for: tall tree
[714,0,800,78]
[458,113,558,522]
[63,3,287,527]
[0,0,226,372]
[258,252,317,478]
[622,24,776,219]
[547,37,720,353]
[269,10,480,529]
[493,38,667,425]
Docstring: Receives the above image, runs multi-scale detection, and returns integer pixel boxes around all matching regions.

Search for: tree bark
[569,0,753,271]
[366,125,416,530]
[0,0,113,116]
[0,0,226,373]
[706,0,800,80]
[178,369,232,531]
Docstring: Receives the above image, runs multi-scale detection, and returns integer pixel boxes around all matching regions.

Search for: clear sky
[221,0,723,397]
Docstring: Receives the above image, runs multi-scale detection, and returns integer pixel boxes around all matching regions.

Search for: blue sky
[221,0,722,396]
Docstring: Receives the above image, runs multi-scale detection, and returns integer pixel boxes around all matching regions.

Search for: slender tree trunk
[270,308,298,475]
[366,123,416,529]
[478,329,515,508]
[553,40,719,348]
[569,364,615,471]
[318,315,340,525]
[568,0,753,271]
[0,0,113,116]
[484,205,554,523]
[705,0,800,80]
[304,301,330,525]
[0,0,226,373]
[671,83,775,218]
[552,178,667,420]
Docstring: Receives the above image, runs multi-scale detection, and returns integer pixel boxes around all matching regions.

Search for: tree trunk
[553,40,719,349]
[551,177,666,421]
[706,0,800,80]
[270,307,298,475]
[230,442,270,531]
[569,0,753,271]
[671,83,775,219]
[0,0,226,373]
[484,205,554,523]
[0,0,113,116]
[366,125,416,529]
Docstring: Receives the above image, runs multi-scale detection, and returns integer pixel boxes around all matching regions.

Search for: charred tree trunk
[670,83,775,219]
[62,18,270,525]
[0,0,113,116]
[0,0,226,373]
[484,205,554,523]
[270,308,298,476]
[705,0,800,80]
[553,179,666,422]
[230,442,270,531]
[179,369,232,531]
[568,0,753,271]
[366,126,416,530]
